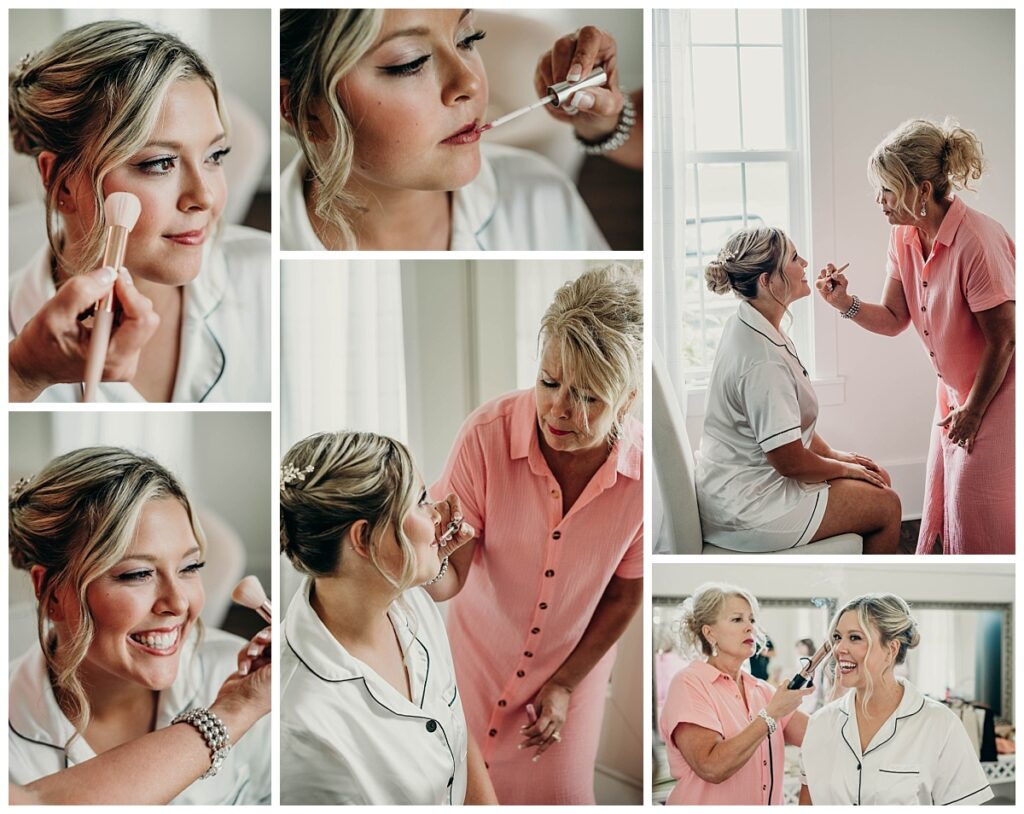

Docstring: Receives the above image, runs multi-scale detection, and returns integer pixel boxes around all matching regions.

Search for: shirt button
[923,330,929,336]
[550,490,559,499]
[762,785,767,791]
[426,720,437,732]
[552,531,561,540]
[545,569,555,577]
[498,699,507,707]
[539,602,548,610]
[516,670,525,677]
[922,281,928,287]
[921,306,926,312]
[524,651,534,658]
[929,351,935,357]
[763,760,767,766]
[488,729,497,737]
[531,627,541,634]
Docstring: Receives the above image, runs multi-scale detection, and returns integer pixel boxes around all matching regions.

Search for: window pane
[696,163,743,248]
[689,9,735,44]
[691,47,741,150]
[744,162,790,235]
[740,47,786,150]
[738,10,782,44]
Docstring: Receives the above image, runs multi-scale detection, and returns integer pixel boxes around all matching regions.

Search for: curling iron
[787,639,831,689]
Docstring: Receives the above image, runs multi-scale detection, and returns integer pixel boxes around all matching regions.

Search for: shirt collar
[688,659,759,688]
[450,146,498,250]
[838,677,925,756]
[736,299,793,351]
[899,195,966,249]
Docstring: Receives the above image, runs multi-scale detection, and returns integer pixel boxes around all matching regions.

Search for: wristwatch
[758,708,778,736]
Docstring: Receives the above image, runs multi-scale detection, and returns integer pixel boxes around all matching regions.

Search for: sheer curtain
[280,259,407,601]
[514,260,589,388]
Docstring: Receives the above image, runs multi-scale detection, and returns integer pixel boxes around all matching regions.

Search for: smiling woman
[8,19,270,403]
[279,8,608,250]
[8,447,270,804]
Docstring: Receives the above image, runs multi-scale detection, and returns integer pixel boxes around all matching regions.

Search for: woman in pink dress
[659,582,811,805]
[817,119,1014,554]
[427,264,643,804]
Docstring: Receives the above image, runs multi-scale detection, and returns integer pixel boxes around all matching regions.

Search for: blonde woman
[817,119,1015,554]
[427,264,643,804]
[8,448,270,804]
[659,582,811,805]
[8,20,270,402]
[697,227,902,552]
[799,594,992,805]
[279,431,497,805]
[279,8,608,250]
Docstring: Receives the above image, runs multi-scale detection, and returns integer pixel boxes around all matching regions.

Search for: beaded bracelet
[576,93,636,155]
[841,294,861,320]
[172,707,231,779]
[424,556,450,585]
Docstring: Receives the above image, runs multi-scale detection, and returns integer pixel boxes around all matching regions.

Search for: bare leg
[809,479,902,554]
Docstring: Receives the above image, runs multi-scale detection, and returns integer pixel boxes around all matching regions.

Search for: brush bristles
[103,192,142,230]
[232,575,267,610]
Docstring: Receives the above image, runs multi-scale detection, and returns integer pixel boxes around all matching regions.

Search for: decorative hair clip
[719,250,736,263]
[15,52,36,73]
[9,475,32,501]
[280,463,314,491]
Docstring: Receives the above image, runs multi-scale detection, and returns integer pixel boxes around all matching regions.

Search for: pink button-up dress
[659,662,794,805]
[433,389,643,804]
[886,196,1015,553]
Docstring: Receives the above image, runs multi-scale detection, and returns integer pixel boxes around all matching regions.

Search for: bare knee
[880,486,902,527]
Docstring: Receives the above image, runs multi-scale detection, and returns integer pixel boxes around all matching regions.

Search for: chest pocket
[874,764,926,804]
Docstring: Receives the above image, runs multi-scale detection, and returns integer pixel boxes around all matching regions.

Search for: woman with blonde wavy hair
[816,119,1014,554]
[799,593,992,805]
[697,227,902,552]
[659,582,811,805]
[279,430,496,805]
[8,447,271,804]
[278,8,608,250]
[8,19,270,403]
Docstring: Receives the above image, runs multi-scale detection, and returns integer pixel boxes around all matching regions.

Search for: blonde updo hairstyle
[868,118,986,221]
[677,581,766,660]
[538,263,643,443]
[827,593,921,708]
[705,226,793,310]
[8,20,227,277]
[280,10,384,249]
[9,447,206,741]
[279,431,420,592]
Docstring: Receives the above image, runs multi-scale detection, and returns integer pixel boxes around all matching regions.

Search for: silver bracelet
[424,555,449,585]
[172,707,231,779]
[576,93,636,155]
[841,294,861,320]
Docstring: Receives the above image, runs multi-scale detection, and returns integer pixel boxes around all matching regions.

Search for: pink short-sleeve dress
[432,389,643,804]
[659,662,795,805]
[886,196,1015,553]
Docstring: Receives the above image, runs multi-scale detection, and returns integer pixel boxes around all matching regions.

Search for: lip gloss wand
[82,191,142,402]
[477,67,608,134]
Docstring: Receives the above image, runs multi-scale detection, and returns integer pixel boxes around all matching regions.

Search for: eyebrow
[138,133,227,152]
[374,9,472,48]
[120,545,202,564]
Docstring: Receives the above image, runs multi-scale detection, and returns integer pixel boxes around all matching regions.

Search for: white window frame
[682,10,844,416]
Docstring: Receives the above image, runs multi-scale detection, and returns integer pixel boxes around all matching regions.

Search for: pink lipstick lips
[441,122,481,145]
[547,426,572,437]
[164,229,206,246]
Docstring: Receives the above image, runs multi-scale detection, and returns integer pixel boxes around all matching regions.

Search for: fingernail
[568,63,583,82]
[517,744,524,750]
[248,644,261,657]
[532,755,541,763]
[239,662,249,676]
[563,104,578,116]
[257,628,272,640]
[573,91,595,111]
[118,267,134,286]
[92,266,117,285]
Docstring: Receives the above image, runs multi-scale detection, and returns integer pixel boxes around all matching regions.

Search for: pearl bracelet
[758,708,778,736]
[172,707,231,779]
[841,294,861,320]
[576,93,636,155]
[424,555,449,585]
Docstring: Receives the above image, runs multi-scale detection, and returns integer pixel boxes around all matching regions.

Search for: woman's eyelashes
[132,147,231,176]
[540,378,599,404]
[380,29,486,77]
[115,561,206,582]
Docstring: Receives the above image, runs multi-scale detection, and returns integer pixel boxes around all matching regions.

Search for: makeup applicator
[232,575,272,624]
[478,67,608,134]
[82,191,142,402]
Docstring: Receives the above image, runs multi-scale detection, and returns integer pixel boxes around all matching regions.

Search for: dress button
[516,670,525,677]
[921,306,926,312]
[552,531,561,540]
[539,602,548,610]
[531,627,541,634]
[489,729,497,737]
[922,281,928,287]
[545,569,555,577]
[524,651,534,658]
[426,720,438,732]
[498,699,507,707]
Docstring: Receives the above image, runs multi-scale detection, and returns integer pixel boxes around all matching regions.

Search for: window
[681,9,811,386]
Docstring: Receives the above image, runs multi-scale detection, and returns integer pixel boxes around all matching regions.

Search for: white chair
[653,345,863,555]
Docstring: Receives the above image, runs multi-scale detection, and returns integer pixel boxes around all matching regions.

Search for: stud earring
[919,199,927,218]
[711,642,719,658]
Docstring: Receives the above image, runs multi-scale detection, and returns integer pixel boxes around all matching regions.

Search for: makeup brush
[478,67,608,134]
[826,262,850,292]
[82,192,142,402]
[232,575,272,624]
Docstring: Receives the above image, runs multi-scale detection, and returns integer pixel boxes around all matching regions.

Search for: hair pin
[280,463,314,490]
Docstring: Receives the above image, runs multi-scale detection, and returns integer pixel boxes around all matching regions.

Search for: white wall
[684,9,1015,518]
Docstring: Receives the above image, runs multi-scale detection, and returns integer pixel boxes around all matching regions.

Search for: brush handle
[82,308,114,402]
[256,601,272,625]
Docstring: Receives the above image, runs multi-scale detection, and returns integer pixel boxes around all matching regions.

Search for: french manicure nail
[257,629,272,640]
[574,91,595,111]
[248,644,261,657]
[567,63,583,82]
[93,266,118,285]
[118,267,134,286]
[532,755,540,763]
[239,662,249,676]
